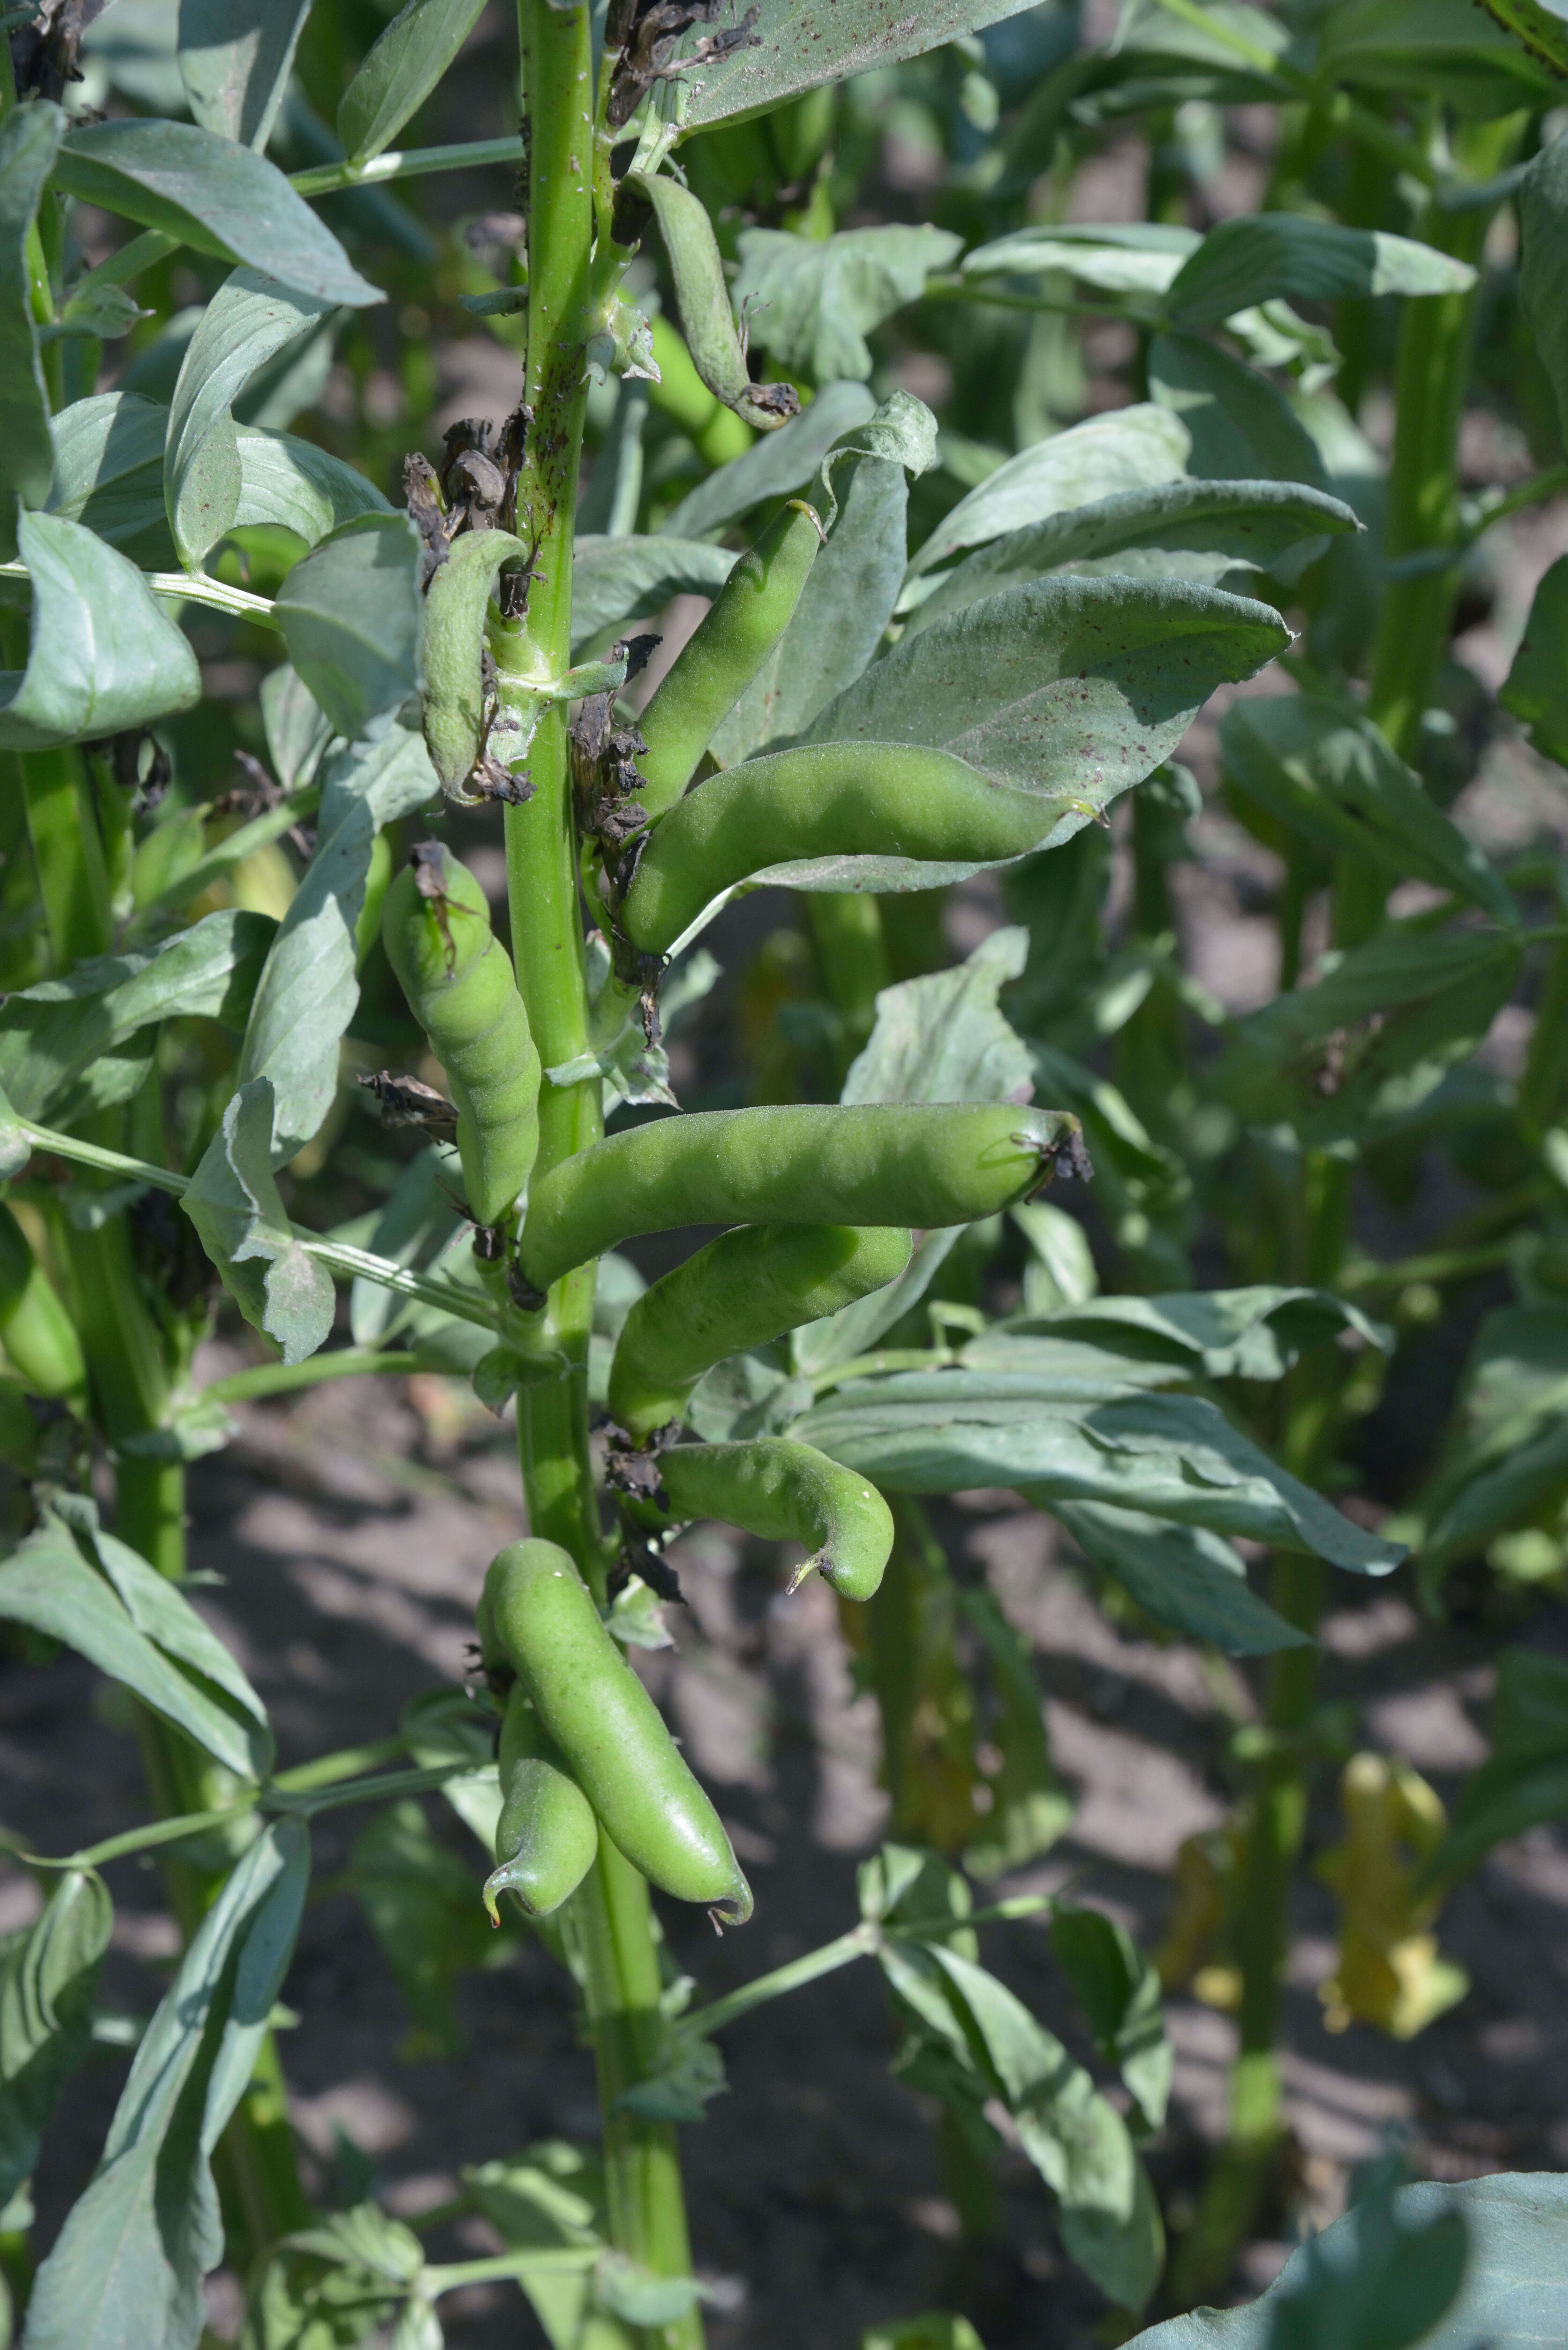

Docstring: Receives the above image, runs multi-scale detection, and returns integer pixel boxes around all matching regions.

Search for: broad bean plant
[2,0,1568,2344]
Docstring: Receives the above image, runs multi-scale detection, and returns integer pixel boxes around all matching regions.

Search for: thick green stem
[502,8,703,2337]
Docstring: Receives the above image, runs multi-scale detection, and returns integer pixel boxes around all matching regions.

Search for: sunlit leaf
[183,1077,336,1364]
[339,0,488,163]
[0,511,200,751]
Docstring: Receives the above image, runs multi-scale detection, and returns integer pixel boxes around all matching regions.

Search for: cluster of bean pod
[384,484,1082,1928]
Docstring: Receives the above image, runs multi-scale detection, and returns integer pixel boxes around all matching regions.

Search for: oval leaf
[0,511,200,752]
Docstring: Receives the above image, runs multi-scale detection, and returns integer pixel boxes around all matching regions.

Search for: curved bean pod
[653,1439,895,1602]
[634,500,822,823]
[521,1103,1083,1292]
[0,1203,85,1403]
[621,743,1055,954]
[609,1223,911,1444]
[638,174,800,433]
[479,1540,752,1924]
[421,529,527,798]
[381,843,541,1228]
[481,1683,599,1923]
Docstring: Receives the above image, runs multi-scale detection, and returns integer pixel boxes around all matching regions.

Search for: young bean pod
[479,1540,752,1924]
[0,1203,85,1404]
[633,500,823,823]
[637,173,800,434]
[421,529,528,800]
[521,1104,1085,1292]
[620,743,1056,954]
[648,1439,895,1602]
[381,843,541,1228]
[481,1682,600,1923]
[609,1223,911,1444]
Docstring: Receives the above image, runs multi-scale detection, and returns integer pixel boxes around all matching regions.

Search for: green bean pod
[481,1683,599,1923]
[479,1540,752,1924]
[421,529,527,798]
[638,173,800,433]
[621,744,1056,954]
[609,1223,911,1444]
[649,1440,895,1602]
[381,844,540,1227]
[521,1103,1083,1292]
[633,500,822,823]
[0,1203,85,1404]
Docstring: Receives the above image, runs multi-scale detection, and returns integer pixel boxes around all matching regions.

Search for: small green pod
[421,529,528,799]
[381,844,541,1227]
[609,1223,911,1444]
[634,500,822,823]
[0,1203,85,1404]
[621,744,1055,955]
[479,1540,752,1924]
[639,173,799,434]
[652,1439,895,1602]
[482,1684,599,1923]
[521,1103,1083,1292]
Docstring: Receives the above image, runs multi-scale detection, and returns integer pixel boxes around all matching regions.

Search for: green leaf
[984,1286,1390,1383]
[804,575,1289,862]
[401,1687,503,1855]
[46,393,177,569]
[1434,1648,1568,1880]
[1477,0,1568,72]
[1127,2174,1568,2350]
[1316,0,1556,112]
[348,1800,495,2060]
[0,102,65,562]
[0,1496,272,1778]
[1028,1040,1193,1290]
[863,2321,985,2350]
[883,1942,1163,2311]
[962,220,1197,294]
[0,511,201,751]
[242,2202,422,2350]
[165,268,341,569]
[904,403,1191,585]
[236,721,432,1165]
[1217,928,1523,1148]
[0,908,274,1124]
[177,0,313,149]
[338,0,487,163]
[52,121,383,310]
[1501,553,1568,761]
[570,534,737,650]
[792,1378,1405,1571]
[1149,331,1327,487]
[1047,1499,1317,1656]
[464,2143,607,2350]
[275,512,424,739]
[0,1872,113,2208]
[708,429,918,766]
[235,430,390,546]
[183,1078,336,1364]
[677,0,1053,127]
[24,1821,309,2350]
[1222,694,1518,925]
[732,224,962,382]
[956,1584,1073,1878]
[262,660,334,792]
[1407,1307,1568,1591]
[659,380,878,540]
[905,480,1360,640]
[44,279,147,343]
[1165,215,1475,331]
[1050,1904,1171,2133]
[349,1143,464,1347]
[846,926,1034,1108]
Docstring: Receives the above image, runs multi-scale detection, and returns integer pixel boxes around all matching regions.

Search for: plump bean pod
[652,1440,895,1602]
[609,1223,911,1445]
[621,743,1055,954]
[633,500,822,823]
[0,1203,85,1404]
[381,844,540,1227]
[638,173,800,433]
[479,1540,752,1924]
[421,529,528,798]
[481,1683,599,1923]
[521,1103,1084,1292]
